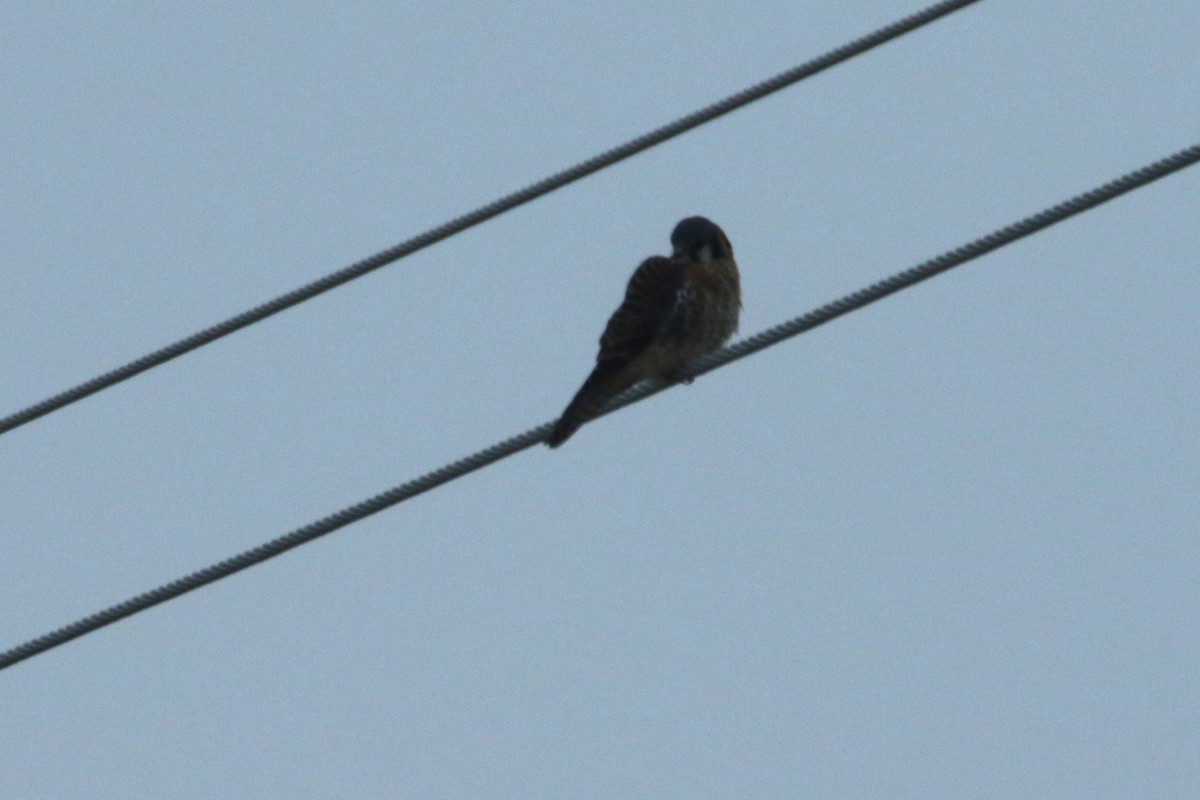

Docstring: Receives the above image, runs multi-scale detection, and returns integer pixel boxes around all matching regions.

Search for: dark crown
[670,216,731,257]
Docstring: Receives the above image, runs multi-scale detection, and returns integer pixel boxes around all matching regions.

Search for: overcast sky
[2,2,1197,798]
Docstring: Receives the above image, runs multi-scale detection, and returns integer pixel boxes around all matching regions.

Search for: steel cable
[0,0,983,436]
[3,141,1196,672]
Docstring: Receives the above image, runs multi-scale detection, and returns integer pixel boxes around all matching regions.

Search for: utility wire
[0,0,983,437]
[3,141,1197,673]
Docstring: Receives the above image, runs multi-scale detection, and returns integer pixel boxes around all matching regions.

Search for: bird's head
[671,216,733,262]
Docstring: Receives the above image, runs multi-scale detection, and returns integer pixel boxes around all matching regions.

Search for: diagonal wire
[0,0,984,437]
[2,142,1197,673]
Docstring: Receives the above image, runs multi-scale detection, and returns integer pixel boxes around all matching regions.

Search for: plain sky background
[2,2,1197,798]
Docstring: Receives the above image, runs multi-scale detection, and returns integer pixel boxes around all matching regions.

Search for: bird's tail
[546,360,634,447]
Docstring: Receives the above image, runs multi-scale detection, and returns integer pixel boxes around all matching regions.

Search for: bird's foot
[662,369,695,386]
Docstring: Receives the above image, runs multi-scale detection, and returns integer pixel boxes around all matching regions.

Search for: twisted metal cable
[0,0,984,437]
[3,141,1196,672]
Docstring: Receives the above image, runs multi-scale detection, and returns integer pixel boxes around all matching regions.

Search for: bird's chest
[659,273,739,354]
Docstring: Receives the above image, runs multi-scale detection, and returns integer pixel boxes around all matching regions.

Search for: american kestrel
[547,216,741,447]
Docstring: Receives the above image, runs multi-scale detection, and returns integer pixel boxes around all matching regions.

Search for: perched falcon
[547,216,741,447]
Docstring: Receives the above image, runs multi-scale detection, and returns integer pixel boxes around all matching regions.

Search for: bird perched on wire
[547,216,741,447]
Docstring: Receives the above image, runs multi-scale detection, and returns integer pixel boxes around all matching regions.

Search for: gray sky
[2,2,1197,798]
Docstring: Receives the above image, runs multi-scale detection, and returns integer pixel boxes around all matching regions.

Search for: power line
[3,142,1197,673]
[0,0,983,438]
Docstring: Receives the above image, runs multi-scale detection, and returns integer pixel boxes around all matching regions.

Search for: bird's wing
[547,257,684,447]
[596,255,684,363]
